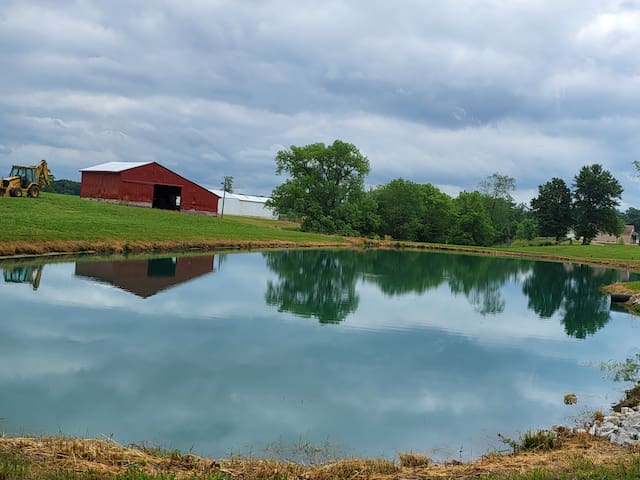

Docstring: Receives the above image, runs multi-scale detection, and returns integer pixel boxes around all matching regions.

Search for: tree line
[43,174,81,195]
[267,140,627,246]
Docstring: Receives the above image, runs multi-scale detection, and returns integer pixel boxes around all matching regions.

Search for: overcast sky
[1,0,640,206]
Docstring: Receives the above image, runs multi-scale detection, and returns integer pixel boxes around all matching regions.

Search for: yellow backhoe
[0,159,50,198]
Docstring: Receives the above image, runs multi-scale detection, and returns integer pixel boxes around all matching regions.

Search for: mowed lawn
[0,193,345,244]
[496,243,640,264]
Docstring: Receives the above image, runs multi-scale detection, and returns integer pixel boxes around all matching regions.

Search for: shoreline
[0,429,637,480]
[2,238,640,273]
[0,239,352,260]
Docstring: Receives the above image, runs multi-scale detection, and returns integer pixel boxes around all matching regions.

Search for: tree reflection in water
[359,250,530,315]
[264,250,622,338]
[264,250,360,324]
[444,255,531,315]
[264,250,529,322]
[522,262,567,318]
[522,262,619,338]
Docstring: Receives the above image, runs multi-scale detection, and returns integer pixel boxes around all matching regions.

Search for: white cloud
[0,0,639,204]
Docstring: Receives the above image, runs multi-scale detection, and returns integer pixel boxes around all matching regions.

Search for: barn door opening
[147,258,177,277]
[152,184,182,210]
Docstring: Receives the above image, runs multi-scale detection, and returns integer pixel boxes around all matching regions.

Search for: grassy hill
[0,193,347,255]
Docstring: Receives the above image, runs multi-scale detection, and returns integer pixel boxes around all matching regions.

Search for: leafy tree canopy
[479,172,516,202]
[478,173,519,244]
[268,140,373,235]
[370,179,453,243]
[623,207,640,231]
[222,175,234,193]
[530,177,572,243]
[451,191,496,246]
[573,164,623,244]
[515,217,537,241]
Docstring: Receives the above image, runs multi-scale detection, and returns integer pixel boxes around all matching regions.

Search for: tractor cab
[9,166,37,189]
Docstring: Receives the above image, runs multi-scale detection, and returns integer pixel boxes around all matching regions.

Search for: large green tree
[371,179,453,242]
[478,173,519,243]
[530,178,572,243]
[451,191,496,246]
[371,179,423,241]
[268,140,375,234]
[573,164,623,244]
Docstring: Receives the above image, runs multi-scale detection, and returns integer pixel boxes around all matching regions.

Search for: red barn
[80,162,220,214]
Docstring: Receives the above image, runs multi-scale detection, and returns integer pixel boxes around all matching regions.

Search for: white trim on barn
[209,189,277,219]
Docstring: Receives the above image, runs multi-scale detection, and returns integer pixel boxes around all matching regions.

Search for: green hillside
[0,193,345,245]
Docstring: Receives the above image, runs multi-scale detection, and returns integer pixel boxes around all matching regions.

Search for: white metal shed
[209,189,278,219]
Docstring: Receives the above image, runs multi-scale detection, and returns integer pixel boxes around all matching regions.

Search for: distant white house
[209,189,278,219]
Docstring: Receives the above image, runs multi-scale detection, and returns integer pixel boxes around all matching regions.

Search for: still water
[0,250,639,461]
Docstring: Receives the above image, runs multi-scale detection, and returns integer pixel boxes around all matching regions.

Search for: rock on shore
[589,406,640,445]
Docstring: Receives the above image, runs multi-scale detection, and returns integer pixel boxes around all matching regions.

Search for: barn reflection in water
[75,256,215,298]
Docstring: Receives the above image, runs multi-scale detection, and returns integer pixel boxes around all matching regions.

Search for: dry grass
[0,436,222,479]
[602,282,637,295]
[411,430,637,479]
[398,452,431,467]
[1,431,638,480]
[613,384,640,412]
[0,239,354,258]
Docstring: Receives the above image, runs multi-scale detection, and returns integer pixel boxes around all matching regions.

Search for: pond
[0,249,638,462]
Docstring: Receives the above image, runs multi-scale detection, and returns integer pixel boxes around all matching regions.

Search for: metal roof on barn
[80,162,153,172]
[208,189,271,204]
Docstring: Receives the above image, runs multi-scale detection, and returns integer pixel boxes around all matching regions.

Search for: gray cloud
[1,0,639,203]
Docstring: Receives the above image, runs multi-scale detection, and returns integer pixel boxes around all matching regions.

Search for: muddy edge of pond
[2,238,640,272]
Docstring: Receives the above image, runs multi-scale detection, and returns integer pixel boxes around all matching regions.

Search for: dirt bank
[3,238,640,273]
[0,239,352,259]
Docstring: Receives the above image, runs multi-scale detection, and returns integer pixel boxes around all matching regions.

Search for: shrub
[498,429,559,453]
[398,452,430,467]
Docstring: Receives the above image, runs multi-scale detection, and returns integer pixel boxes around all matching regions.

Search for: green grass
[497,243,640,264]
[621,280,640,290]
[498,430,559,454]
[489,455,640,479]
[3,194,640,270]
[387,239,640,269]
[0,194,345,244]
